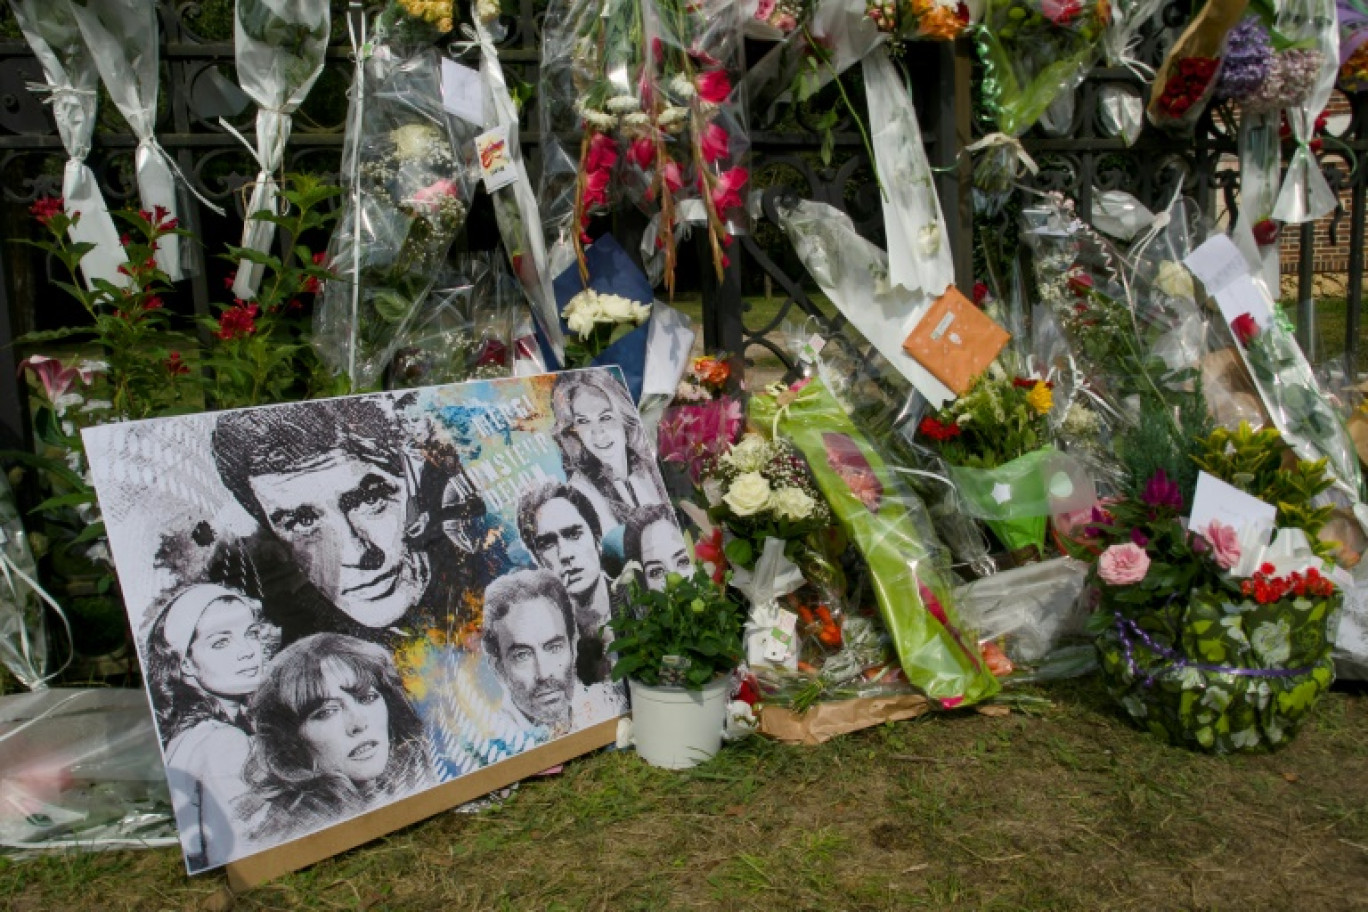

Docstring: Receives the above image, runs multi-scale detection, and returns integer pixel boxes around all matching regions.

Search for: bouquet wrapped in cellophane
[314,0,480,389]
[750,377,1001,708]
[970,0,1109,212]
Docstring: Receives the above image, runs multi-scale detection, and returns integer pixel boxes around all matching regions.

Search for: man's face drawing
[491,596,575,728]
[249,453,426,628]
[531,498,601,600]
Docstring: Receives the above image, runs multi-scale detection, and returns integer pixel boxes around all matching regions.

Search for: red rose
[1252,218,1279,247]
[1230,312,1260,347]
[972,281,989,305]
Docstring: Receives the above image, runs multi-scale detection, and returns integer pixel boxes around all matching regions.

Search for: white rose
[770,487,815,521]
[724,472,772,517]
[598,293,639,324]
[726,434,769,473]
[1155,261,1194,300]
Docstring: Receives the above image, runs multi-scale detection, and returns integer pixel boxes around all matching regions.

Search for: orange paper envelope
[902,287,1010,395]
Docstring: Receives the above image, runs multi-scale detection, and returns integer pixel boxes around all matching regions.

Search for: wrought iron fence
[0,1,1363,453]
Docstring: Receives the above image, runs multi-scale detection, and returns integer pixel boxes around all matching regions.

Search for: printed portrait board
[82,369,688,880]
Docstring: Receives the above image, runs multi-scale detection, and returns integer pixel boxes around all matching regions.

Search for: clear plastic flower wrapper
[750,377,1001,707]
[1338,0,1368,91]
[953,556,1097,680]
[0,689,175,851]
[10,0,125,289]
[470,8,564,360]
[386,254,518,389]
[1271,0,1341,225]
[228,0,331,300]
[1097,84,1145,147]
[1145,0,1244,132]
[315,11,479,389]
[66,0,214,280]
[1184,235,1365,516]
[0,473,60,691]
[969,0,1109,211]
[775,197,955,409]
[864,47,955,298]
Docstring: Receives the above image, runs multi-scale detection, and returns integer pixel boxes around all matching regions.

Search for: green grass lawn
[2,679,1365,910]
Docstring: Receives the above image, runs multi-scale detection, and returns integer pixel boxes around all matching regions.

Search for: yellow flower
[1026,381,1053,416]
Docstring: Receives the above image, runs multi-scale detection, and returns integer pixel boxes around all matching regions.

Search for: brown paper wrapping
[1146,0,1249,124]
[758,694,931,745]
[902,286,1010,395]
[1201,346,1270,430]
[1348,410,1368,468]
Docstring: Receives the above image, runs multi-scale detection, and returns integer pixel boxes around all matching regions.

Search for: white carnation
[725,434,770,473]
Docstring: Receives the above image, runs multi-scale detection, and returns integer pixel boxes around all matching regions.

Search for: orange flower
[918,5,964,40]
[692,356,730,386]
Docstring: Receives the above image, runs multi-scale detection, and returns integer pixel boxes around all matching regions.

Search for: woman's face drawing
[299,659,392,785]
[639,519,692,592]
[568,389,628,478]
[249,453,426,629]
[180,597,268,699]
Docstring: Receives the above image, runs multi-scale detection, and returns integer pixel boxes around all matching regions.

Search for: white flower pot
[628,675,729,769]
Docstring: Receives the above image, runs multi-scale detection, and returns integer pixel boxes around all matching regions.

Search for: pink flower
[754,0,776,18]
[629,137,656,170]
[696,69,732,104]
[583,167,611,209]
[1204,520,1242,570]
[1097,542,1150,586]
[700,123,730,163]
[411,179,459,213]
[711,167,748,213]
[773,13,796,30]
[29,196,64,227]
[18,355,79,405]
[663,161,685,193]
[585,132,618,174]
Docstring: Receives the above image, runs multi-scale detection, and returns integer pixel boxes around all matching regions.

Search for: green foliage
[198,174,345,409]
[1116,389,1211,504]
[1193,422,1337,556]
[608,569,744,690]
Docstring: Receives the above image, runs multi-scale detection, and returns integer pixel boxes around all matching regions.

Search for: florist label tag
[440,58,486,126]
[1188,471,1277,542]
[476,125,517,192]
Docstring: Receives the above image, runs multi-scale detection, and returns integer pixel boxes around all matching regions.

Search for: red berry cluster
[1157,57,1218,120]
[1239,563,1336,605]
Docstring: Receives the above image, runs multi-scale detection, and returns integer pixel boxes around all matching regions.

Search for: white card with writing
[1183,235,1248,295]
[476,125,517,192]
[440,58,486,126]
[1188,471,1278,543]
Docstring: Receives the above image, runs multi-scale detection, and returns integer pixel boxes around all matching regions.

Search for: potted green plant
[608,568,744,769]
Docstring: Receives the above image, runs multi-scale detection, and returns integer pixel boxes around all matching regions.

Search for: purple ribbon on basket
[1112,613,1315,688]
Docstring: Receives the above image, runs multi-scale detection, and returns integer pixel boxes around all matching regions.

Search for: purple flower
[1246,48,1326,113]
[1131,527,1150,548]
[1141,470,1183,511]
[1217,18,1273,102]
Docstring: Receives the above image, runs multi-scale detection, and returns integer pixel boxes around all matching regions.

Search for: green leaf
[71,521,107,545]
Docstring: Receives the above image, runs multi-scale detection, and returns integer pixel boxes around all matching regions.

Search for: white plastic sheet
[864,48,954,299]
[1272,0,1341,223]
[228,0,331,299]
[11,0,125,289]
[66,0,204,280]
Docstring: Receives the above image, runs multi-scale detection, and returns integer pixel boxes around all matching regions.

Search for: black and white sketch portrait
[516,482,624,685]
[481,568,625,737]
[147,584,277,871]
[81,369,677,873]
[550,371,667,562]
[236,634,435,845]
[622,504,693,592]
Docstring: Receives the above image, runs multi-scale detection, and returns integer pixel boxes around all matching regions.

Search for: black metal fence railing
[0,1,1363,453]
